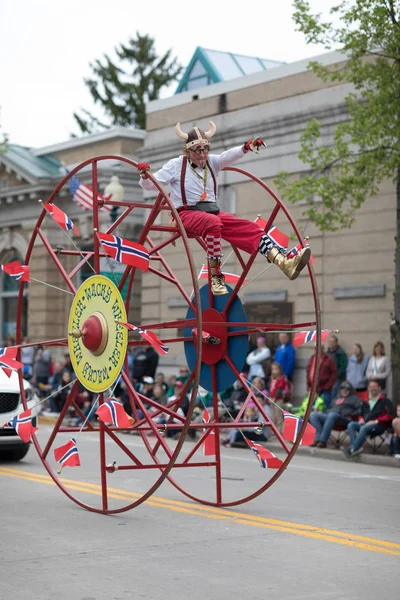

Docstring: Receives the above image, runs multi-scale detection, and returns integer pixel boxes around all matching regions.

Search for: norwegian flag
[283,411,315,446]
[255,218,289,251]
[54,438,81,470]
[42,202,79,236]
[95,397,134,428]
[287,240,315,264]
[5,409,38,443]
[66,170,111,212]
[293,329,334,347]
[202,408,216,456]
[0,347,24,377]
[98,233,149,272]
[199,266,247,285]
[117,322,169,355]
[1,260,30,283]
[246,439,283,469]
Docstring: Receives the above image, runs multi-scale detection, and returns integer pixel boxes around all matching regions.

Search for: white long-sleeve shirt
[139,146,245,209]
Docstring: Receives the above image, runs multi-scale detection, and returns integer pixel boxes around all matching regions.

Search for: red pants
[178,210,263,255]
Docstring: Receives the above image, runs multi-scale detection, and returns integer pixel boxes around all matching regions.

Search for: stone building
[138,49,395,393]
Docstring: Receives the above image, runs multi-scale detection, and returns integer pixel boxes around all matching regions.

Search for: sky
[0,0,336,149]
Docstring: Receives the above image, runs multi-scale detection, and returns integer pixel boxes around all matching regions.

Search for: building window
[0,250,28,344]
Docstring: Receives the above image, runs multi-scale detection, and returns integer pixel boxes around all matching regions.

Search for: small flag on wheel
[54,438,81,472]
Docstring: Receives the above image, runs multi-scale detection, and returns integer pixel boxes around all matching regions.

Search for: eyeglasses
[190,147,209,155]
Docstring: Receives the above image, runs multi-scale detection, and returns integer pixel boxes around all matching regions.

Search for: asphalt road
[0,426,399,600]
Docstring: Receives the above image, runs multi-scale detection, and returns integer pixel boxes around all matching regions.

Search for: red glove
[243,138,266,153]
[137,162,151,178]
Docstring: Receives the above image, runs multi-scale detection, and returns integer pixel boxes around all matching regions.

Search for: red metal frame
[14,156,321,512]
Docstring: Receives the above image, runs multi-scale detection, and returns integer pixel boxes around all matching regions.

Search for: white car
[0,370,39,461]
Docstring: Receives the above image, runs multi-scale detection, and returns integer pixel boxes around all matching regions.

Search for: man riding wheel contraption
[137,121,310,295]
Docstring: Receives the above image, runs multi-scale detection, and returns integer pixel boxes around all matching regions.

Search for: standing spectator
[366,341,391,391]
[306,344,337,410]
[20,336,34,377]
[343,379,393,457]
[346,343,369,392]
[246,337,271,381]
[274,333,296,380]
[62,352,74,376]
[327,334,348,401]
[309,381,364,448]
[32,345,52,387]
[132,344,159,382]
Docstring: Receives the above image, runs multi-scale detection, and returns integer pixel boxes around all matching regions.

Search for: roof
[3,144,62,179]
[34,126,146,157]
[175,46,284,94]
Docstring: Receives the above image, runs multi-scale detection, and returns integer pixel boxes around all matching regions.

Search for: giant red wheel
[14,156,204,514]
[159,166,322,507]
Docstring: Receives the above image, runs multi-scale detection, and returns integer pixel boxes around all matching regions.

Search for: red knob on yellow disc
[81,311,109,356]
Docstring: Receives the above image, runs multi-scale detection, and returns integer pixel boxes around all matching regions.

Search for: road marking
[1,466,399,556]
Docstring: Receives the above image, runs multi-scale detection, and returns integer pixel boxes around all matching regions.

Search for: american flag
[202,408,216,456]
[5,409,38,443]
[54,438,81,470]
[95,397,134,428]
[246,438,283,469]
[98,232,149,272]
[117,322,169,355]
[293,329,333,347]
[283,411,315,446]
[43,202,79,236]
[1,260,30,283]
[67,172,111,212]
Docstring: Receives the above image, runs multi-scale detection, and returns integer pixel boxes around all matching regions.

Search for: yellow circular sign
[68,275,128,393]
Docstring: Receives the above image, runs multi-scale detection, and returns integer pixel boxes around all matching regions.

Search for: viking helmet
[175,121,216,149]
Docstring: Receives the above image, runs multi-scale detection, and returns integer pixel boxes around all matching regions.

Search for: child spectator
[269,362,291,432]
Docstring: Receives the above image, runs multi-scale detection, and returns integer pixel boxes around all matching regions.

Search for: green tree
[274,0,400,405]
[74,32,183,133]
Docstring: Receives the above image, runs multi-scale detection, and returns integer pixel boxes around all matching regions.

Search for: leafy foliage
[274,0,400,231]
[74,32,183,133]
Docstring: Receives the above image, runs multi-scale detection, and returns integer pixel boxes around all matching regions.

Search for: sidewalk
[39,414,400,469]
[266,438,400,469]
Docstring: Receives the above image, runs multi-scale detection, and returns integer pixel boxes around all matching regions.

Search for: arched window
[0,250,28,345]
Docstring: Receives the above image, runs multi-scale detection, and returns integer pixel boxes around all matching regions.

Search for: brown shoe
[267,246,311,281]
[208,258,228,295]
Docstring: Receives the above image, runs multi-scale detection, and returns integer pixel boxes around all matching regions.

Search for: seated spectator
[366,341,391,391]
[342,379,393,458]
[167,365,190,397]
[246,337,271,382]
[155,372,168,394]
[327,334,348,401]
[221,375,247,417]
[306,344,337,409]
[292,393,325,418]
[269,362,291,432]
[274,333,295,380]
[223,404,263,447]
[388,404,400,457]
[346,343,369,392]
[309,381,363,448]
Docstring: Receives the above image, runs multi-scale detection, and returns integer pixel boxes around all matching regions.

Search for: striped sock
[206,234,222,259]
[258,234,274,256]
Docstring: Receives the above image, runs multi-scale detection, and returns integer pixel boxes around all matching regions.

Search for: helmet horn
[204,121,216,139]
[175,122,188,141]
